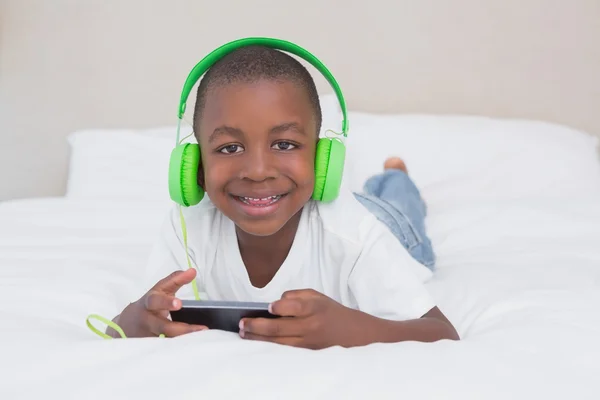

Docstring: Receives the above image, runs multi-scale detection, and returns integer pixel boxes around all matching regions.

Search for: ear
[315,137,321,157]
[196,152,206,190]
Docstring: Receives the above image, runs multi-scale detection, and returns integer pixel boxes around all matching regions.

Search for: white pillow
[342,113,600,202]
[65,129,175,203]
[66,86,600,204]
[65,94,343,202]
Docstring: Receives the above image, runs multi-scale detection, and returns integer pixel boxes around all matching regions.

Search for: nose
[239,148,279,182]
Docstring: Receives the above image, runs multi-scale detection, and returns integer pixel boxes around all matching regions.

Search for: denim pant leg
[353,170,436,270]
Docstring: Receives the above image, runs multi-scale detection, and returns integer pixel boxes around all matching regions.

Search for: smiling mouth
[234,194,287,207]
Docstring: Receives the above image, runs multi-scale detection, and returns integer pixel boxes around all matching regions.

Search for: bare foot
[384,157,408,173]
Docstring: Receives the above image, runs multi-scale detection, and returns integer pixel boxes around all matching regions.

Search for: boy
[108,46,459,348]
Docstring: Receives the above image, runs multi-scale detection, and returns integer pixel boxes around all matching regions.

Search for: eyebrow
[208,126,243,144]
[270,122,304,136]
[208,122,305,144]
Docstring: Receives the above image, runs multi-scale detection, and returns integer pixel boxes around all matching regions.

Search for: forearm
[347,309,460,346]
[372,315,460,343]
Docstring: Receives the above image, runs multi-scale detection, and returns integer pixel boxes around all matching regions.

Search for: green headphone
[168,37,350,207]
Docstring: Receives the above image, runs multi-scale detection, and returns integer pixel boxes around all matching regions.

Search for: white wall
[1,0,599,200]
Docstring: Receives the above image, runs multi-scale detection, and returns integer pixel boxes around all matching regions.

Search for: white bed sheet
[1,191,599,399]
[3,111,600,399]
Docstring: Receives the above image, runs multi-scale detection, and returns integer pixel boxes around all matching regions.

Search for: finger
[240,331,303,347]
[146,312,207,338]
[162,321,208,338]
[281,288,319,300]
[152,268,197,295]
[270,297,315,317]
[241,317,304,338]
[144,291,181,312]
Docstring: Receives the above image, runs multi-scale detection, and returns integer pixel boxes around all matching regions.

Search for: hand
[110,268,207,338]
[238,289,368,349]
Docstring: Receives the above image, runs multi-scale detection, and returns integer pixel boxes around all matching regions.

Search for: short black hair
[193,45,322,137]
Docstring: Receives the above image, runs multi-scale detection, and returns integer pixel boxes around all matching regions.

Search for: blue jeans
[353,170,435,271]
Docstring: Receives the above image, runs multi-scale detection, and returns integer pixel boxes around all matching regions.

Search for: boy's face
[196,79,318,237]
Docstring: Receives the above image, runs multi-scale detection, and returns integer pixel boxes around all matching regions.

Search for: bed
[1,100,600,399]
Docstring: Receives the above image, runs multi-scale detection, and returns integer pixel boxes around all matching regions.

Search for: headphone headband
[177,37,349,136]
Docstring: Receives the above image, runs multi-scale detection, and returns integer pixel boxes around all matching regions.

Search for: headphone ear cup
[313,139,331,201]
[168,143,205,207]
[312,138,346,202]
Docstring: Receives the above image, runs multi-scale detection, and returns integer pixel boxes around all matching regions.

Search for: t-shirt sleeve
[138,205,198,301]
[347,220,437,321]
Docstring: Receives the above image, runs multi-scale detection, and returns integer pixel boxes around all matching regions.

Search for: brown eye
[272,142,296,151]
[220,144,243,154]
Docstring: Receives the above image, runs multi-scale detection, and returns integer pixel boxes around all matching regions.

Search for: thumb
[281,288,319,300]
[154,268,197,295]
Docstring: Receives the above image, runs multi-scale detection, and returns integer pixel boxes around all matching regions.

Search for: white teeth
[238,195,283,206]
[243,196,280,201]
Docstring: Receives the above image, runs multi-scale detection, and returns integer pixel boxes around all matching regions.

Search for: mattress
[1,109,600,399]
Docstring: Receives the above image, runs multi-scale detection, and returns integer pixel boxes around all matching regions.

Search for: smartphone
[170,300,279,333]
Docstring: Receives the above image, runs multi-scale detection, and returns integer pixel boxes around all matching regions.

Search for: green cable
[86,314,127,339]
[179,205,200,300]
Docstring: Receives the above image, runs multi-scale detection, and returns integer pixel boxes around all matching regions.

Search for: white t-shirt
[143,188,436,321]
